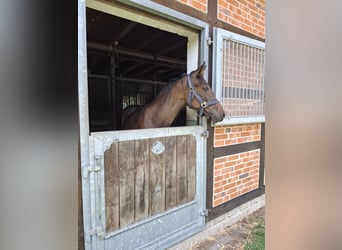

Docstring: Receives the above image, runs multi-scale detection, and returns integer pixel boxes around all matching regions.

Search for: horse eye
[202,86,209,91]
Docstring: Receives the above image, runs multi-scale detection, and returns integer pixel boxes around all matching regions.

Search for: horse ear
[196,62,206,78]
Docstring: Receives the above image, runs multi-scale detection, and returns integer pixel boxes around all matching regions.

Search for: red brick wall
[176,0,208,13]
[155,0,265,38]
[217,0,265,38]
[213,149,260,207]
[214,124,261,147]
[212,123,262,207]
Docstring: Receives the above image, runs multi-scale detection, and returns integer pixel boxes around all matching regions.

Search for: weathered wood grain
[149,137,166,216]
[187,135,196,201]
[104,142,120,232]
[104,134,197,232]
[119,140,135,227]
[176,135,188,205]
[165,136,177,210]
[134,139,149,222]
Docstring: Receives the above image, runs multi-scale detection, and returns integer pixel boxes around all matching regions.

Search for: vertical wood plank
[176,135,188,205]
[104,142,120,232]
[187,135,196,201]
[134,139,149,222]
[149,137,166,216]
[119,140,135,227]
[165,137,177,210]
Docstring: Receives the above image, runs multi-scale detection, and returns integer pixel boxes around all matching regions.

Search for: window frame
[213,28,266,125]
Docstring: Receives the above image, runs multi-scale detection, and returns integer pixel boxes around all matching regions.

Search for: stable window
[213,29,265,125]
[86,4,200,131]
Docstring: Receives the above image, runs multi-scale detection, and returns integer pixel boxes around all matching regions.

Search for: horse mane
[156,73,187,98]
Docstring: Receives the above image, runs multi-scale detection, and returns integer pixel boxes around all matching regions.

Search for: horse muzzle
[204,104,225,123]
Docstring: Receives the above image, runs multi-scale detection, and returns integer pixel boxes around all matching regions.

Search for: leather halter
[186,74,219,117]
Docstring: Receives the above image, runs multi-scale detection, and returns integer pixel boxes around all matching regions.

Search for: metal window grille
[213,29,265,124]
[88,74,111,112]
[88,74,112,130]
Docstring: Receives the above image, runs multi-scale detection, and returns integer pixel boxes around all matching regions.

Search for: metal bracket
[87,227,104,240]
[82,165,101,178]
[88,166,101,172]
[82,155,103,178]
[201,209,208,217]
[201,131,209,138]
[207,37,213,46]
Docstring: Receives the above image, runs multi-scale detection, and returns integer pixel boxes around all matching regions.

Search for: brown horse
[121,62,225,129]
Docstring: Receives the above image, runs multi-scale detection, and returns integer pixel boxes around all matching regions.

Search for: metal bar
[87,41,110,52]
[233,41,237,116]
[115,76,166,85]
[250,49,257,115]
[254,48,258,116]
[262,50,266,115]
[247,47,253,115]
[239,42,242,116]
[227,40,231,117]
[222,39,227,114]
[117,55,186,70]
[88,74,110,79]
[87,41,187,67]
[120,62,143,75]
[78,0,91,249]
[243,44,246,116]
[110,53,115,129]
[111,21,137,44]
[121,0,208,29]
[95,156,104,239]
[214,116,265,126]
[137,64,160,76]
[256,48,260,115]
[263,50,266,115]
[257,50,260,115]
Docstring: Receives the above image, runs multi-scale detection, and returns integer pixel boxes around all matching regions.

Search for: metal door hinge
[86,227,104,240]
[82,155,102,178]
[82,165,101,178]
[201,209,208,217]
[88,166,101,172]
[201,131,209,138]
[207,37,213,46]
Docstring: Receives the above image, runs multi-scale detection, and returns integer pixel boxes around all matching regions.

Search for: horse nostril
[223,111,225,117]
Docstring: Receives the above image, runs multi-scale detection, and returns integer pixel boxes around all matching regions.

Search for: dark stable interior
[86,8,188,131]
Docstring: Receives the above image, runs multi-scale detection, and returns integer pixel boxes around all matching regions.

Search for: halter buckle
[201,102,208,108]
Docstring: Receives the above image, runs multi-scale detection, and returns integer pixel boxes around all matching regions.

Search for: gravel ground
[189,207,265,250]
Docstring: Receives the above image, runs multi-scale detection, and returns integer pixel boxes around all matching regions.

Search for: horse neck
[148,79,187,127]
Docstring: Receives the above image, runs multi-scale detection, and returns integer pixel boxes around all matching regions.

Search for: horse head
[186,62,225,123]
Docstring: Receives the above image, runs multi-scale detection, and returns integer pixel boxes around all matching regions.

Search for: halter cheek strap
[187,74,219,117]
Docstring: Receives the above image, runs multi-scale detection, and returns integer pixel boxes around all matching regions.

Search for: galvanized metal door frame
[79,1,210,250]
[78,0,93,250]
[88,126,207,249]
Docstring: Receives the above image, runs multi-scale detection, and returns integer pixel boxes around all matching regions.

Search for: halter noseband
[186,74,219,117]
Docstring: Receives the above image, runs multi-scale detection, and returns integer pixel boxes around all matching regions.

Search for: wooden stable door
[104,135,196,232]
[87,127,206,250]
